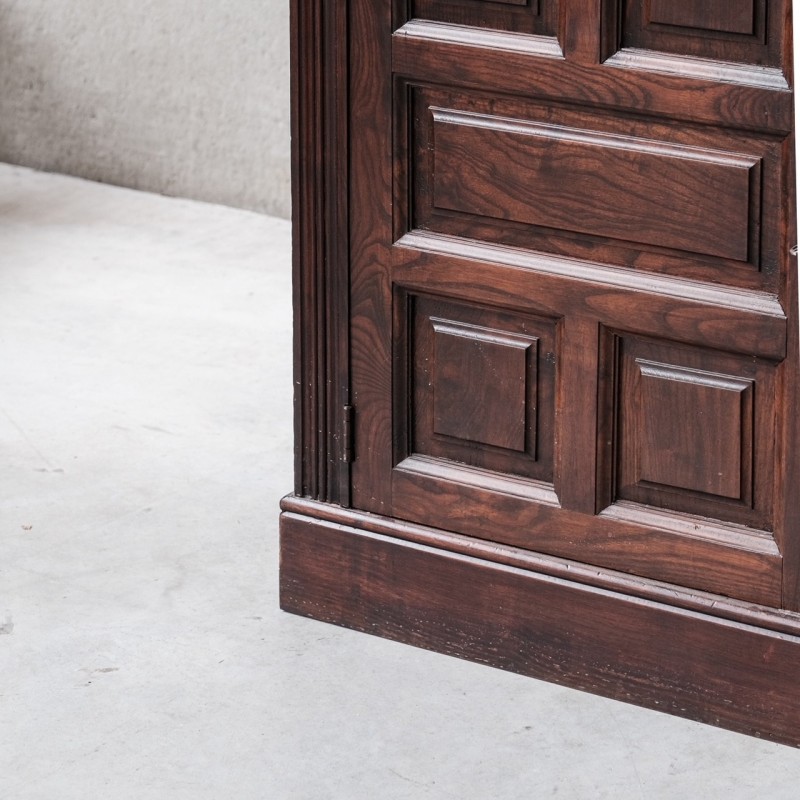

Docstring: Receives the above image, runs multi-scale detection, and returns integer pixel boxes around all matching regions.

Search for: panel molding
[430,106,760,262]
[401,292,556,480]
[610,333,773,530]
[394,19,564,57]
[390,452,781,604]
[616,0,779,67]
[431,319,537,451]
[487,0,534,7]
[634,360,753,500]
[604,49,789,91]
[393,231,787,359]
[398,453,559,504]
[392,21,793,133]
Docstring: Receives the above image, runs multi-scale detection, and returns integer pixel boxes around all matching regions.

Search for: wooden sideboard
[280,0,800,746]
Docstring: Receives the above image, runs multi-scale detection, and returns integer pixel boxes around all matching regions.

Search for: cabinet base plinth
[280,500,800,747]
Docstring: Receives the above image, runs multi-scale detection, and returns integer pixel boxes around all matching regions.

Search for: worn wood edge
[392,27,793,134]
[396,231,786,321]
[280,495,800,638]
[280,505,800,746]
[606,48,790,91]
[599,501,780,557]
[397,454,560,506]
[395,19,565,59]
[393,232,787,361]
[390,467,780,606]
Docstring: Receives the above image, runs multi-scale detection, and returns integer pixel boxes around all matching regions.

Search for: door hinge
[341,404,355,463]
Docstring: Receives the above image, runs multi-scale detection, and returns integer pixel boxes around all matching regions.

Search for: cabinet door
[349,0,797,607]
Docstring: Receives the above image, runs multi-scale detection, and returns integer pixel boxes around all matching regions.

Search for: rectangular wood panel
[648,0,756,36]
[404,86,780,289]
[432,110,757,261]
[620,0,778,67]
[408,0,553,35]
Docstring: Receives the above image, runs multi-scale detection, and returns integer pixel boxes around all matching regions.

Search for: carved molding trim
[291,0,351,504]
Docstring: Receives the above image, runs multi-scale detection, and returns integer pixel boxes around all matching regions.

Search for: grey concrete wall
[0,2,291,218]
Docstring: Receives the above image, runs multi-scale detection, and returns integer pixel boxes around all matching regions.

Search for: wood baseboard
[280,499,800,747]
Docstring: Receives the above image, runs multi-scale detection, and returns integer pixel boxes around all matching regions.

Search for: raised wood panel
[635,361,751,499]
[432,108,757,262]
[404,294,556,480]
[432,320,534,451]
[612,334,775,530]
[620,0,779,67]
[404,86,778,289]
[648,0,756,36]
[407,0,555,36]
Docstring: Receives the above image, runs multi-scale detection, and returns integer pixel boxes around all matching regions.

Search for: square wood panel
[605,332,776,531]
[402,293,556,482]
[634,360,751,500]
[432,320,534,452]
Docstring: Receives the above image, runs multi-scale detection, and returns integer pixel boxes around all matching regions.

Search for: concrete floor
[2,162,800,798]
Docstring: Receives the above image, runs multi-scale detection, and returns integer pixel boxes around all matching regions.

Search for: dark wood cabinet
[281,0,800,745]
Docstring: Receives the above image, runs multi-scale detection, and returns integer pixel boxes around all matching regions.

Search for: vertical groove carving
[291,0,350,504]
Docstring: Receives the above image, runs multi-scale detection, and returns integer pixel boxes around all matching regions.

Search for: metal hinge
[341,404,354,463]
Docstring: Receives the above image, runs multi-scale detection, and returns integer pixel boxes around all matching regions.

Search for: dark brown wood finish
[648,0,756,36]
[290,0,351,504]
[431,109,758,261]
[407,294,557,479]
[281,507,800,747]
[408,86,777,287]
[411,0,558,35]
[621,0,780,66]
[354,0,795,602]
[284,0,800,745]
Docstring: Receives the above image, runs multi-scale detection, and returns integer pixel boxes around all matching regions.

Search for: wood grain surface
[286,0,800,744]
[281,510,800,747]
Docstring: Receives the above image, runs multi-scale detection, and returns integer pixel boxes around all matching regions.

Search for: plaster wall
[0,2,290,218]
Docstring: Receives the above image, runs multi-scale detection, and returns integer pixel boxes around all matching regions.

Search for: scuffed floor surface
[2,163,800,799]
